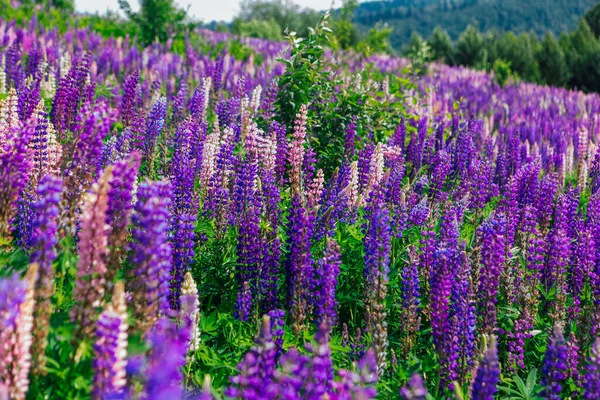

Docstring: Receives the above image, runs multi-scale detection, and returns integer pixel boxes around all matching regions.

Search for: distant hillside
[354,0,598,49]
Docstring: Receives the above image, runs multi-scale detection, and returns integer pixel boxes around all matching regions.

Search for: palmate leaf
[499,369,544,400]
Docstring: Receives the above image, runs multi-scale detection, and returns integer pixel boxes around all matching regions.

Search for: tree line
[406,3,600,92]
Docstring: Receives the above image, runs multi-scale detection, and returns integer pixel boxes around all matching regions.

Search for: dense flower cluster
[3,14,600,400]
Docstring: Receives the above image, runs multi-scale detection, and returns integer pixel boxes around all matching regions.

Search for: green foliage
[429,26,455,63]
[414,4,600,93]
[356,24,393,56]
[275,12,406,178]
[118,0,188,45]
[352,0,597,50]
[492,58,513,87]
[405,33,432,75]
[331,0,360,50]
[584,2,600,38]
[232,17,282,41]
[499,368,545,400]
[537,32,570,87]
[238,0,322,38]
[455,25,485,66]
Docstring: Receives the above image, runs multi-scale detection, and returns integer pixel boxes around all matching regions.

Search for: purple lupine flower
[235,281,252,322]
[363,193,391,375]
[544,194,572,323]
[28,174,62,373]
[120,70,139,127]
[287,193,314,335]
[537,174,558,232]
[315,237,341,332]
[172,82,188,123]
[478,214,506,335]
[350,327,366,362]
[408,198,429,227]
[391,118,406,151]
[566,332,581,389]
[129,181,173,332]
[357,143,374,192]
[29,104,51,184]
[430,150,451,203]
[92,296,127,399]
[144,317,190,399]
[211,53,224,94]
[400,246,420,352]
[430,247,453,370]
[105,152,141,289]
[17,78,41,122]
[449,251,476,383]
[216,99,233,128]
[233,157,261,320]
[584,337,600,399]
[334,349,378,399]
[451,118,475,182]
[470,335,500,400]
[225,315,277,399]
[143,96,167,167]
[268,309,285,359]
[400,373,427,400]
[169,119,198,310]
[61,101,115,236]
[0,123,34,238]
[570,221,595,320]
[439,203,460,247]
[260,166,282,313]
[51,53,92,134]
[541,325,568,400]
[204,127,235,235]
[260,78,278,120]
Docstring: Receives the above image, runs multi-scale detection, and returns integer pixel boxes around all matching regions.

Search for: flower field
[2,13,600,400]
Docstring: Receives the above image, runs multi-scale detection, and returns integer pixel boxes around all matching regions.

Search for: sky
[75,0,335,23]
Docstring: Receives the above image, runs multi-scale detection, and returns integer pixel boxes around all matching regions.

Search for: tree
[118,0,187,45]
[455,25,485,67]
[584,2,600,38]
[238,0,321,37]
[537,32,569,87]
[232,18,282,41]
[428,27,455,64]
[331,0,359,50]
